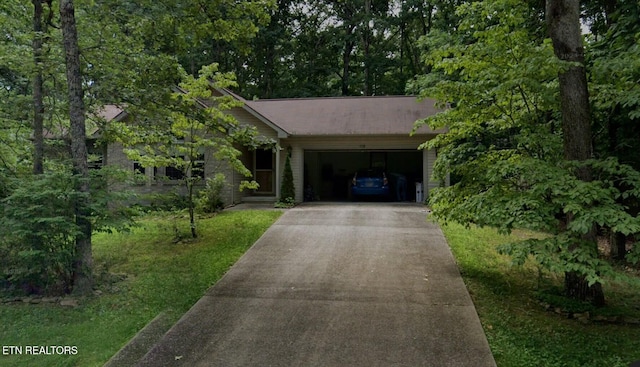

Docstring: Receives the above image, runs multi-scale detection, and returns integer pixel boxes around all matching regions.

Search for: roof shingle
[244,96,443,136]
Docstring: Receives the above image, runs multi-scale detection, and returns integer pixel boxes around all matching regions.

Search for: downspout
[275,142,283,199]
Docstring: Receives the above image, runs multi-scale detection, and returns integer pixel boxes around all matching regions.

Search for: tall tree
[32,0,45,175]
[547,0,604,305]
[1,2,37,177]
[60,0,92,295]
[413,0,640,306]
[588,1,640,260]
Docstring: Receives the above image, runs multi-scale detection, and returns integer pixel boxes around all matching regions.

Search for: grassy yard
[441,222,640,367]
[0,210,282,367]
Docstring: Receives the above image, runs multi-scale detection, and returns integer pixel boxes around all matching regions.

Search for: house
[102,90,445,204]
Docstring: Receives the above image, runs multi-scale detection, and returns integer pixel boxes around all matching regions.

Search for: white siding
[424,148,438,198]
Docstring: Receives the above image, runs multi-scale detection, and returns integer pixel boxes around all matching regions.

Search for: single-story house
[101,89,446,204]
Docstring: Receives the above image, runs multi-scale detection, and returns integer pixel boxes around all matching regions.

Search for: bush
[279,154,295,203]
[197,173,226,213]
[142,190,191,212]
[90,165,138,233]
[0,172,79,295]
[274,196,295,208]
[0,168,136,296]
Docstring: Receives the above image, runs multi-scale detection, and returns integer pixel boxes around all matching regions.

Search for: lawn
[0,209,282,367]
[441,222,640,367]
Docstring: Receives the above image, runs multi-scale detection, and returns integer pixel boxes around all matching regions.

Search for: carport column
[275,143,281,200]
[423,148,429,200]
[423,147,440,200]
[292,145,304,202]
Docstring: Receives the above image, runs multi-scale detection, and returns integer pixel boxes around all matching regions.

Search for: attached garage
[304,150,423,201]
[236,93,445,204]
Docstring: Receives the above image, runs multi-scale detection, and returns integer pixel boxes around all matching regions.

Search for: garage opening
[303,150,423,201]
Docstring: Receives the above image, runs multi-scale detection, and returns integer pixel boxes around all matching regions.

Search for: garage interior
[303,150,423,201]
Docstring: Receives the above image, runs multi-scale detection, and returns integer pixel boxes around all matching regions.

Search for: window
[165,165,184,180]
[133,162,149,185]
[191,154,205,179]
[133,162,145,175]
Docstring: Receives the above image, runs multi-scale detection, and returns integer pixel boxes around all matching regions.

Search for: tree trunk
[547,0,604,306]
[362,0,372,96]
[610,231,627,260]
[32,0,44,175]
[187,179,197,238]
[60,0,93,295]
[341,36,355,96]
[565,271,605,305]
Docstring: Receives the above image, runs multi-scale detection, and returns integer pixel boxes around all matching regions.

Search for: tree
[217,0,444,97]
[279,151,295,205]
[60,0,92,295]
[120,64,270,238]
[588,1,640,260]
[32,0,45,175]
[547,0,604,305]
[413,0,640,306]
[1,2,39,178]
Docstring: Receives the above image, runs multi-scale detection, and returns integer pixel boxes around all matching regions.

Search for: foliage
[140,191,192,212]
[588,1,640,167]
[89,165,139,233]
[197,173,227,213]
[0,172,78,295]
[0,210,282,367]
[412,0,640,297]
[441,222,640,367]
[278,153,295,204]
[0,168,136,296]
[218,0,471,97]
[0,0,277,294]
[118,63,272,238]
[274,197,296,209]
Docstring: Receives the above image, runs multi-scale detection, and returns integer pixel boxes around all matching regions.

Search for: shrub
[0,172,79,295]
[197,173,226,213]
[0,168,136,296]
[279,154,295,204]
[143,190,191,212]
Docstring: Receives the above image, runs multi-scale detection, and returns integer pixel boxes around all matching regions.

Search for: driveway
[136,203,496,366]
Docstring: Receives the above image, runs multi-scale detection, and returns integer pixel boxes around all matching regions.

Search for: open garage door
[303,150,423,201]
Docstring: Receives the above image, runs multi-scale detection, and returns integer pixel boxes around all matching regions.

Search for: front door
[254,149,274,194]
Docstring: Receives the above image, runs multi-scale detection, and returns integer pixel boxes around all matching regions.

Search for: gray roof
[244,95,443,136]
[96,105,127,122]
[96,93,444,138]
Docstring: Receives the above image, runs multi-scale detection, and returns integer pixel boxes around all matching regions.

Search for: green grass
[0,210,282,367]
[441,222,640,367]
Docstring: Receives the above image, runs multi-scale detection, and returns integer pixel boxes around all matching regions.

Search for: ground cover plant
[0,210,281,367]
[441,222,640,367]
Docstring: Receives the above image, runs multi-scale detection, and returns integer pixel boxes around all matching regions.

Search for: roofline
[245,94,424,102]
[279,132,442,138]
[218,88,290,138]
[173,86,211,109]
[110,109,128,123]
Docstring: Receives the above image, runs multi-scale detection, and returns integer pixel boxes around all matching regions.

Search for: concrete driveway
[136,203,496,367]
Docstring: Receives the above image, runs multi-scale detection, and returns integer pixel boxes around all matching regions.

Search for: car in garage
[351,169,390,199]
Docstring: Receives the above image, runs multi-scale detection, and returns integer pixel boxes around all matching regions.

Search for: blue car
[351,169,390,199]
